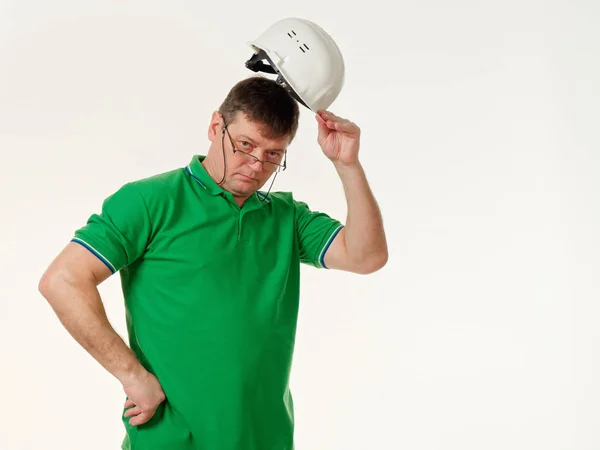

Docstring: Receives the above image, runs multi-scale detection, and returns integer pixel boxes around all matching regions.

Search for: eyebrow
[238,134,286,152]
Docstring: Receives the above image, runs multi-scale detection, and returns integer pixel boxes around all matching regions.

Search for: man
[39,76,388,449]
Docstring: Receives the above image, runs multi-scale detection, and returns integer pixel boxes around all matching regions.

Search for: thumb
[316,114,329,142]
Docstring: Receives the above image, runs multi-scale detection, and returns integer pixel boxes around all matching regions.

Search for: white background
[1,1,599,449]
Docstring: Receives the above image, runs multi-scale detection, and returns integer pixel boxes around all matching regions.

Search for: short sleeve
[71,182,152,274]
[294,199,344,269]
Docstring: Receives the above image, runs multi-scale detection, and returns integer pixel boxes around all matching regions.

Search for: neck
[200,154,222,184]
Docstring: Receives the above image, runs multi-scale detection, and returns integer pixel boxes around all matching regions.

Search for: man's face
[212,112,291,198]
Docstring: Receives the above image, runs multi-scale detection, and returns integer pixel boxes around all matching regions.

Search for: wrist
[333,159,362,173]
[115,359,147,386]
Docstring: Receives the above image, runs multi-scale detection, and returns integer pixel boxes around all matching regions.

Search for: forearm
[40,275,144,384]
[335,161,388,267]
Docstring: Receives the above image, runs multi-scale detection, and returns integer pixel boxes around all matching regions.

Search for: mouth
[237,174,257,181]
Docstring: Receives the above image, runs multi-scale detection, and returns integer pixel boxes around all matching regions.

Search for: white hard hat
[245,18,345,112]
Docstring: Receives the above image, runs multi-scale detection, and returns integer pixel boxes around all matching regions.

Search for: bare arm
[38,242,142,381]
[315,110,388,275]
[39,242,164,426]
[324,162,388,274]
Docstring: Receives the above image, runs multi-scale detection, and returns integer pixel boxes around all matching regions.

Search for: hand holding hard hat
[315,110,361,167]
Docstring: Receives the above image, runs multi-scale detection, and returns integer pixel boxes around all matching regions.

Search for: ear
[208,111,223,142]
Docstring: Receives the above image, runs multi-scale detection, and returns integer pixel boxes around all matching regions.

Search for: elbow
[38,265,74,304]
[356,249,388,275]
[38,268,59,301]
[38,267,80,318]
[38,270,51,298]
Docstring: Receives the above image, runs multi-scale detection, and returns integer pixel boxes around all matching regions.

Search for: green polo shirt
[71,154,344,450]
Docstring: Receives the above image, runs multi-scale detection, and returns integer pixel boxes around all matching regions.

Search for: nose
[249,159,263,171]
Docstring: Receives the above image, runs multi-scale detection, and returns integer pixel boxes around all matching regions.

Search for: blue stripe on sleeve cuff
[71,238,117,274]
[319,225,344,269]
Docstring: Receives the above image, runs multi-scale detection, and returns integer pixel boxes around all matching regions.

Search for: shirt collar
[185,154,225,196]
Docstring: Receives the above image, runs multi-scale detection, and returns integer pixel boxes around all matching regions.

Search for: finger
[329,120,359,134]
[318,110,338,123]
[325,119,348,130]
[129,411,152,426]
[124,399,135,408]
[124,406,142,418]
[322,111,345,122]
[325,120,337,130]
[316,114,330,140]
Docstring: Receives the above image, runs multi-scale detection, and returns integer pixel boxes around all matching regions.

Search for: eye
[240,141,252,148]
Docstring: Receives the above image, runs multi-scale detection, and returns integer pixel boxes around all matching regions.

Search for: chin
[230,182,256,196]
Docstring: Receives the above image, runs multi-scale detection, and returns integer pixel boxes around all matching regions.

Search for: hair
[218,76,300,142]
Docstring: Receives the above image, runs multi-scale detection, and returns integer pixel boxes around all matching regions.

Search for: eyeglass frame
[221,117,287,173]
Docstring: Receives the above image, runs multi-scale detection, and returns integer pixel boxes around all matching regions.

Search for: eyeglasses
[222,121,287,174]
